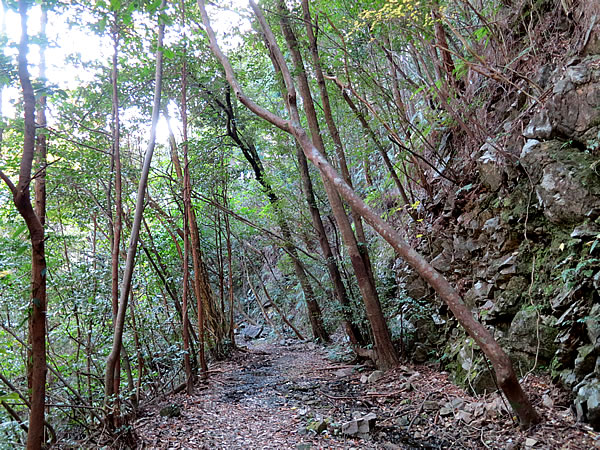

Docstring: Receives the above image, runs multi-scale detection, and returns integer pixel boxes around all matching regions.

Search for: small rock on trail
[134,341,599,449]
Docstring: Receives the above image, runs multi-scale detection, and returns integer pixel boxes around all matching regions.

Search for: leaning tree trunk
[219,91,329,342]
[276,1,397,367]
[104,1,165,424]
[198,0,541,428]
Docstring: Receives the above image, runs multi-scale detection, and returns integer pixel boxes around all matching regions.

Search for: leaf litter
[134,341,600,449]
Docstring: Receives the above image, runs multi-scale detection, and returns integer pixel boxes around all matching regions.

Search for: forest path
[134,340,596,449]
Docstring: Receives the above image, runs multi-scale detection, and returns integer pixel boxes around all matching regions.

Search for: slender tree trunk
[181,47,194,391]
[224,193,236,347]
[244,259,281,338]
[246,251,305,340]
[3,2,49,447]
[277,1,396,367]
[104,3,165,424]
[198,0,541,427]
[219,90,329,342]
[109,12,123,407]
[129,293,144,405]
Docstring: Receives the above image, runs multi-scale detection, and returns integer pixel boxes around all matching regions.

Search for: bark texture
[198,0,540,427]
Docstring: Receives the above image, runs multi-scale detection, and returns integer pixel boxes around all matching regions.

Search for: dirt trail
[134,341,598,449]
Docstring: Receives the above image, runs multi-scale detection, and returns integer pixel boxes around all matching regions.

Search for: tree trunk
[223,191,236,347]
[181,49,198,388]
[198,0,541,427]
[277,1,396,367]
[1,2,49,447]
[219,89,329,342]
[109,12,123,407]
[104,2,165,424]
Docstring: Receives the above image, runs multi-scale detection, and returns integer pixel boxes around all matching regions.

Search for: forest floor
[133,339,599,449]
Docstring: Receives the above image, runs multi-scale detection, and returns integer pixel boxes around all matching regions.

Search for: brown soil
[133,340,599,449]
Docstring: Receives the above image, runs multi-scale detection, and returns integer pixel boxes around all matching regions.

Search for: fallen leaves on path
[134,341,600,449]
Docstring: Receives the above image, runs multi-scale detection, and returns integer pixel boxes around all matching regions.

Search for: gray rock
[368,370,385,384]
[488,276,527,320]
[464,281,492,308]
[519,140,600,224]
[431,251,452,273]
[560,369,578,389]
[546,59,600,147]
[412,344,429,364]
[567,65,591,85]
[575,378,600,430]
[574,345,598,378]
[478,144,505,191]
[342,412,377,436]
[241,324,263,340]
[507,310,558,363]
[587,304,600,345]
[342,420,359,435]
[335,367,355,378]
[571,223,600,239]
[523,109,553,140]
[405,276,429,300]
[520,139,540,159]
[483,217,501,233]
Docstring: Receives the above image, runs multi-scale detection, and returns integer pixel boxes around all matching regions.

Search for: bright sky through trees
[0,0,249,141]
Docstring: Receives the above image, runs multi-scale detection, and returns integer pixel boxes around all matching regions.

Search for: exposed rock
[404,275,429,299]
[412,343,429,363]
[525,438,539,448]
[431,251,452,273]
[575,345,598,378]
[241,324,264,340]
[523,109,552,140]
[367,370,385,384]
[571,223,600,239]
[506,309,559,363]
[545,57,600,147]
[587,304,600,345]
[519,139,600,224]
[487,276,528,321]
[482,217,501,233]
[464,281,492,308]
[341,412,377,436]
[575,378,600,430]
[478,142,505,191]
[334,367,354,378]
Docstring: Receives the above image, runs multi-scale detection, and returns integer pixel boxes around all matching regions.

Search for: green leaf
[147,0,161,13]
[161,47,175,59]
[11,224,27,240]
[0,392,20,402]
[158,14,173,26]
[109,0,121,11]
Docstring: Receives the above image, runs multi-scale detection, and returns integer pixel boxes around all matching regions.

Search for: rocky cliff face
[396,55,600,428]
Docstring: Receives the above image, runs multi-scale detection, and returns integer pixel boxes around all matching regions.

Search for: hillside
[0,0,599,448]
